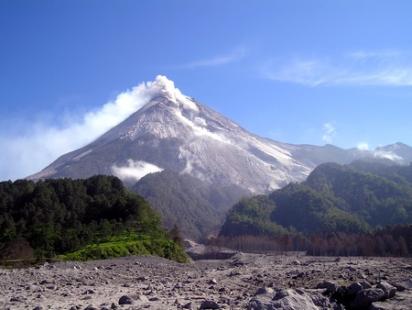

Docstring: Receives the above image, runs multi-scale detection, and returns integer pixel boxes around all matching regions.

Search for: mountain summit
[31,75,315,193]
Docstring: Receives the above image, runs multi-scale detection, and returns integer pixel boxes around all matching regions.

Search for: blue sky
[1,0,412,180]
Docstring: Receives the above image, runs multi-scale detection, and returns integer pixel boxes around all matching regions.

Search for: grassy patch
[58,233,188,263]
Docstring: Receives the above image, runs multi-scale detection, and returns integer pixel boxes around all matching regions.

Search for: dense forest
[0,176,187,262]
[220,162,412,238]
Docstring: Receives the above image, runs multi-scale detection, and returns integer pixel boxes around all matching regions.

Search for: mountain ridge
[28,76,412,239]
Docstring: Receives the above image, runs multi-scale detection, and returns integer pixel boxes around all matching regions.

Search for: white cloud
[111,159,163,182]
[263,50,412,87]
[0,75,175,180]
[178,47,247,69]
[357,142,370,151]
[347,49,402,60]
[373,150,403,161]
[322,122,336,144]
[356,142,403,161]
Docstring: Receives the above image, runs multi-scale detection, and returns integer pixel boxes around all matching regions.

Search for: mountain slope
[133,170,247,240]
[220,162,412,237]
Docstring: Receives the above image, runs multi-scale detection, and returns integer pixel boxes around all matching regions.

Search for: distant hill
[133,170,247,240]
[220,162,412,237]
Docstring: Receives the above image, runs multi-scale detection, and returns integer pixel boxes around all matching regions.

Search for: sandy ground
[1,254,412,309]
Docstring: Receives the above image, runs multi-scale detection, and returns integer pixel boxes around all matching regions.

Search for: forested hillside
[0,176,186,262]
[221,162,412,238]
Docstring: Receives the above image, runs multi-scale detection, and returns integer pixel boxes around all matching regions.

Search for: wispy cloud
[263,49,412,87]
[322,122,336,144]
[347,49,402,60]
[0,76,175,180]
[178,47,247,69]
[356,142,403,161]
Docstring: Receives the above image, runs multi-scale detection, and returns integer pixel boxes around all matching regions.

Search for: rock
[248,288,338,310]
[316,280,339,294]
[351,288,385,309]
[182,302,193,309]
[149,296,160,301]
[370,290,412,310]
[209,278,218,285]
[118,295,133,305]
[347,282,364,296]
[200,300,220,309]
[137,294,149,303]
[33,307,43,310]
[255,287,274,296]
[10,296,23,302]
[377,281,397,299]
[393,278,412,291]
[359,280,372,289]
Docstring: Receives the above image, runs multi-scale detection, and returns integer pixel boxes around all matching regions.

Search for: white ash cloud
[0,75,175,180]
[111,159,163,182]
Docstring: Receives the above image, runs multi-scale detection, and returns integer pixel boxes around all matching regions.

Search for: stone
[182,302,193,309]
[248,289,338,310]
[118,295,133,305]
[347,282,362,295]
[377,281,397,299]
[255,287,274,296]
[370,290,412,310]
[359,280,372,289]
[351,288,385,309]
[10,296,23,302]
[200,300,220,309]
[393,278,412,291]
[316,280,339,294]
[137,294,149,302]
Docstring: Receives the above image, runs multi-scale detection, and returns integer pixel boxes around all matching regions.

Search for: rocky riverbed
[1,253,411,309]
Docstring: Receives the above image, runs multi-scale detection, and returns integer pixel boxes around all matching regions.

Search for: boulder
[377,281,397,299]
[370,290,412,310]
[199,300,220,309]
[351,288,385,309]
[248,288,338,310]
[347,283,363,296]
[118,295,133,305]
[316,280,339,294]
[393,278,412,292]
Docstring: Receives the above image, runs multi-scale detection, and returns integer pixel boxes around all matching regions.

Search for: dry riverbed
[1,254,412,309]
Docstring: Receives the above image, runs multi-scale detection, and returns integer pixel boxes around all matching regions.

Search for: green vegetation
[221,162,412,237]
[60,233,187,263]
[0,176,187,262]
